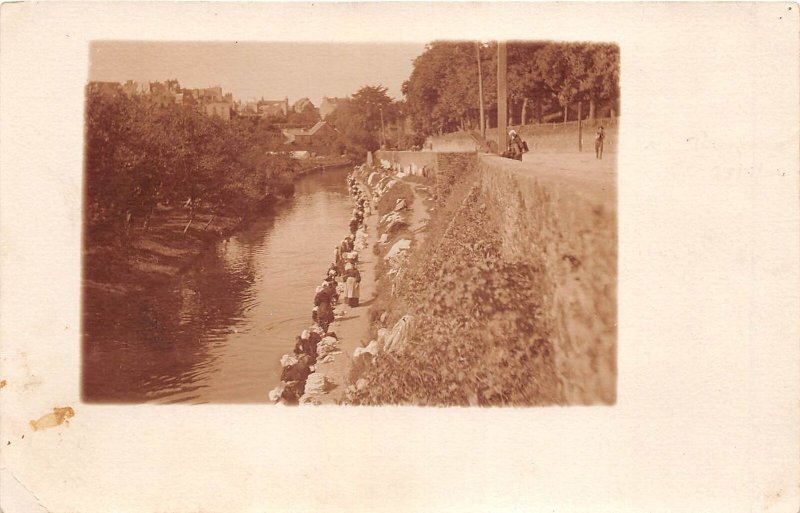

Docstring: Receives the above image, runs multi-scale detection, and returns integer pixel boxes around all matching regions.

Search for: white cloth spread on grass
[353,339,380,360]
[384,239,411,260]
[384,315,415,353]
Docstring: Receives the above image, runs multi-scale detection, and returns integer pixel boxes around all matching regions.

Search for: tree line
[326,40,619,150]
[402,41,619,136]
[85,86,296,246]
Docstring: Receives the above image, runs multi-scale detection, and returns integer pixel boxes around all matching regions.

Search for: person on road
[595,126,605,160]
[506,130,526,161]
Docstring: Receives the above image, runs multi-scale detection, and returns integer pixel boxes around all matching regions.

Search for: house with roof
[257,97,290,118]
[292,97,316,114]
[282,121,339,147]
[204,102,232,121]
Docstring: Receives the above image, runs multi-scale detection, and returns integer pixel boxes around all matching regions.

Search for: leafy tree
[326,85,398,153]
[508,42,548,124]
[403,41,495,135]
[85,84,294,246]
[402,40,619,133]
[576,43,619,119]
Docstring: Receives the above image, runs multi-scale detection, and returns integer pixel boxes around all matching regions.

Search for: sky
[89,41,426,106]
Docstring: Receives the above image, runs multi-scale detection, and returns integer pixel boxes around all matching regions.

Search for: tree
[326,85,398,153]
[85,84,294,245]
[508,42,548,124]
[576,43,619,120]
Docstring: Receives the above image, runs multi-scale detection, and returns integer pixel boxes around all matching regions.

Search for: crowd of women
[272,169,371,403]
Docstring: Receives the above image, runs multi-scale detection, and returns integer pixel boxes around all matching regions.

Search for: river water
[83,166,353,403]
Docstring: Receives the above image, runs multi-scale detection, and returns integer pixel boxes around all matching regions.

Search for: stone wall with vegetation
[350,150,616,406]
[477,154,617,404]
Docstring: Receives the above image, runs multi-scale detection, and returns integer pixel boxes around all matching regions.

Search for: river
[82,166,354,403]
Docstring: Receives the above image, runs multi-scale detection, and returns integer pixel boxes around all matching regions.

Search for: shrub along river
[83,166,353,403]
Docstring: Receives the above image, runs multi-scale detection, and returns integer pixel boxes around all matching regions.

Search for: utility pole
[379,107,386,149]
[497,41,508,155]
[578,101,583,152]
[476,41,486,140]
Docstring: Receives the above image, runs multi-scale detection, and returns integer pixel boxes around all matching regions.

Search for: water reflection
[83,166,352,403]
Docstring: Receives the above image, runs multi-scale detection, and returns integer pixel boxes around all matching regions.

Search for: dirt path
[311,190,378,405]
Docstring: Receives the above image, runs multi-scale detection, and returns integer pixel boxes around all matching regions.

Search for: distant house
[282,121,339,146]
[88,81,122,97]
[319,97,345,119]
[257,97,289,118]
[204,101,232,121]
[292,97,318,114]
[200,86,223,103]
[148,81,177,108]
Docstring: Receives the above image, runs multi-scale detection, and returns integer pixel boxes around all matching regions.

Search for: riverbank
[84,161,351,299]
[266,169,380,405]
[84,165,358,403]
[307,178,378,405]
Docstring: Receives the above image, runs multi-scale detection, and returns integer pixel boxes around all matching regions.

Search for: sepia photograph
[1,3,798,512]
[83,40,618,405]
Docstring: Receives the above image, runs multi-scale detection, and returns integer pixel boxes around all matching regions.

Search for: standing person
[350,264,362,307]
[595,126,605,160]
[343,263,362,307]
[343,263,355,305]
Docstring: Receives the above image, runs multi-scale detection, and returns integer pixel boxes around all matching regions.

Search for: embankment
[85,163,351,298]
[477,154,617,404]
[348,149,616,405]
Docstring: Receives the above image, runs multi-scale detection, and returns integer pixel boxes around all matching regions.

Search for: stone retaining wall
[477,154,617,404]
[373,150,437,177]
[375,149,618,404]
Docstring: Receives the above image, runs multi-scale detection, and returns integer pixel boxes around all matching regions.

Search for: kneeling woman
[343,263,362,307]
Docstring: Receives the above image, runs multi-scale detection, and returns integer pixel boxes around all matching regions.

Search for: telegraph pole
[497,41,508,155]
[379,107,386,149]
[578,101,583,152]
[476,41,486,140]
